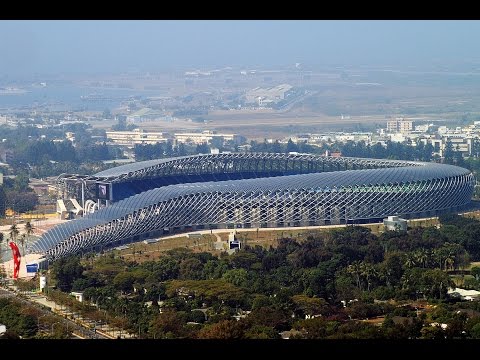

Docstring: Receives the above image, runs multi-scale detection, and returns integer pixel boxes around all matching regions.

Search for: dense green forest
[0,298,38,338]
[40,214,480,339]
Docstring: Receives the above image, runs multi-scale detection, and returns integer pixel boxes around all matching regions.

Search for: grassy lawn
[468,261,480,270]
[106,210,475,264]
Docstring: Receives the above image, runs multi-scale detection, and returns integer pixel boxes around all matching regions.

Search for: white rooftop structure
[448,288,480,301]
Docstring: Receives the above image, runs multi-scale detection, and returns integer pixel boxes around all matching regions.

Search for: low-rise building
[245,84,293,105]
[383,216,407,231]
[386,118,414,134]
[448,288,480,301]
[174,130,243,145]
[106,129,170,146]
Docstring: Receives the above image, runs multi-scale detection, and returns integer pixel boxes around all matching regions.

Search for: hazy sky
[1,20,480,76]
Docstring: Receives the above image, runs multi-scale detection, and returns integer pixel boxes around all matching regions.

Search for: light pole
[95,295,106,332]
[37,313,49,332]
[103,310,109,336]
[81,180,86,217]
[51,321,61,336]
[92,319,97,339]
[95,295,104,309]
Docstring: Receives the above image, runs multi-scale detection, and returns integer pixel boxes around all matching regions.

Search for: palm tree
[9,224,22,257]
[444,253,455,272]
[404,253,417,269]
[19,234,26,257]
[9,224,19,244]
[415,249,429,269]
[433,248,444,270]
[347,261,363,290]
[24,221,34,253]
[360,262,378,292]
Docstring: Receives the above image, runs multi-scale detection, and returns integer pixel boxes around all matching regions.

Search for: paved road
[0,288,109,339]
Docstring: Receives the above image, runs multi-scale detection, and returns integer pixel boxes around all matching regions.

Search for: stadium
[30,153,475,261]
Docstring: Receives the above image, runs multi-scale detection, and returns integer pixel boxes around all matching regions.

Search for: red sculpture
[9,242,21,279]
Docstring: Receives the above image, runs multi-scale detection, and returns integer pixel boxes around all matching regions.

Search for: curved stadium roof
[33,154,475,260]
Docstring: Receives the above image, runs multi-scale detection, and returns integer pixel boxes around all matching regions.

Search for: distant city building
[415,124,433,132]
[448,287,480,301]
[29,178,53,196]
[174,130,243,145]
[386,118,414,134]
[106,129,170,146]
[245,84,293,105]
[324,150,342,157]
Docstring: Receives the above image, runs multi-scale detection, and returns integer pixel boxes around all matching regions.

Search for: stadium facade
[31,153,475,260]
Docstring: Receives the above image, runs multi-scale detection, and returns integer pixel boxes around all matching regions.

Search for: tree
[404,253,417,269]
[19,234,26,257]
[6,191,39,213]
[13,172,30,192]
[102,109,112,120]
[293,317,333,339]
[113,272,136,294]
[229,251,259,269]
[360,262,378,292]
[24,222,34,253]
[149,309,186,339]
[471,266,480,281]
[470,323,480,339]
[291,295,329,317]
[421,269,453,299]
[454,147,465,167]
[286,139,298,153]
[195,143,210,154]
[9,224,19,244]
[444,140,454,164]
[244,325,280,339]
[112,115,127,131]
[0,232,4,260]
[179,258,204,280]
[421,325,445,339]
[222,269,248,287]
[51,256,85,292]
[197,319,245,339]
[247,306,290,331]
[347,261,363,290]
[414,248,431,268]
[380,252,404,287]
[0,185,6,217]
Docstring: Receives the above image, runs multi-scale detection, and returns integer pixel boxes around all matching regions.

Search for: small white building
[0,324,6,335]
[70,291,84,303]
[448,288,480,301]
[383,216,407,231]
[228,231,241,251]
